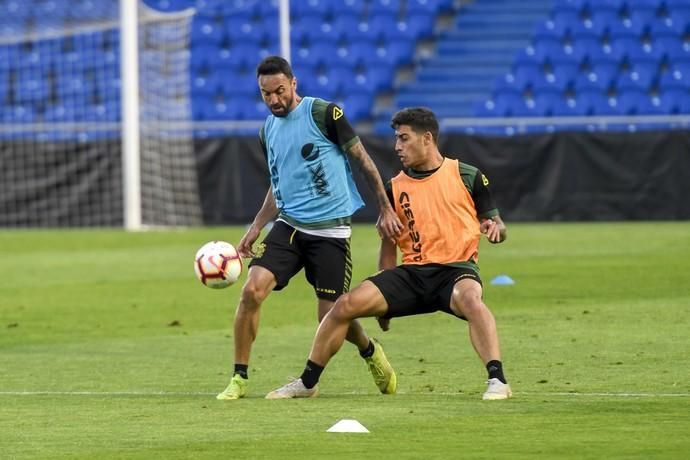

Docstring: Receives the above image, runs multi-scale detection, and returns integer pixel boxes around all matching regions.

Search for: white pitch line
[0,391,688,397]
[0,391,216,396]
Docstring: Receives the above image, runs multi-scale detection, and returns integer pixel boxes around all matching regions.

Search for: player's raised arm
[346,141,402,241]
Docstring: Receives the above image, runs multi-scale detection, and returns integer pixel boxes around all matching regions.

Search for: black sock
[359,340,375,359]
[233,364,248,379]
[486,360,507,384]
[300,359,324,389]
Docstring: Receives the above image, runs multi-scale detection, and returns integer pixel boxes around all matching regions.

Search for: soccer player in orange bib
[267,107,512,400]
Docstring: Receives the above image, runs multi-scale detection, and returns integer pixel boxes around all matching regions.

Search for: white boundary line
[0,391,688,398]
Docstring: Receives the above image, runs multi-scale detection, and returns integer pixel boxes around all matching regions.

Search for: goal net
[0,0,202,228]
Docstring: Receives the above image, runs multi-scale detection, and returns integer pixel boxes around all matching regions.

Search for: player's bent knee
[240,279,270,305]
[331,293,363,322]
[452,290,485,318]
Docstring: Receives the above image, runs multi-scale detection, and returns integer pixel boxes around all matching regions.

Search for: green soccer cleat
[265,378,319,400]
[216,374,248,400]
[482,378,513,400]
[365,338,397,394]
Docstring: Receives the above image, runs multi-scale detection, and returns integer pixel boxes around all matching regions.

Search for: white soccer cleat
[265,378,319,400]
[482,378,513,400]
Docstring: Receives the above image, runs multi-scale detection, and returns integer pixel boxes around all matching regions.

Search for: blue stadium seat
[291,0,331,16]
[369,40,413,67]
[533,19,567,43]
[146,0,192,12]
[360,64,394,92]
[666,3,690,20]
[658,63,690,90]
[474,96,517,117]
[574,65,616,92]
[44,103,84,122]
[549,10,583,37]
[495,65,542,94]
[571,37,615,66]
[659,88,690,113]
[331,0,366,16]
[409,0,452,13]
[585,91,622,115]
[551,0,588,16]
[532,69,573,94]
[607,15,648,40]
[588,0,626,15]
[648,17,685,38]
[15,75,50,102]
[0,0,31,19]
[206,98,245,120]
[55,75,93,98]
[2,105,37,123]
[330,14,362,42]
[192,72,223,97]
[616,65,657,92]
[309,68,347,99]
[191,16,224,45]
[570,11,615,39]
[369,0,402,16]
[552,94,591,116]
[617,88,652,115]
[366,14,402,41]
[340,94,372,122]
[240,41,267,66]
[221,70,257,96]
[225,17,266,43]
[347,17,386,42]
[516,38,568,67]
[299,16,342,44]
[658,37,690,61]
[242,97,269,120]
[307,42,340,67]
[85,102,120,122]
[349,68,379,95]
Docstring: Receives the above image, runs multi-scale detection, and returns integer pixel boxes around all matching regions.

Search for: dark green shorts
[249,221,351,301]
[367,264,482,319]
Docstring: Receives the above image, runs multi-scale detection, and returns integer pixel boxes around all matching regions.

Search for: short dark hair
[390,107,439,144]
[256,55,294,79]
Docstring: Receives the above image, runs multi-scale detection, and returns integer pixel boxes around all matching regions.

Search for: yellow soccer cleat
[365,338,397,394]
[216,374,248,400]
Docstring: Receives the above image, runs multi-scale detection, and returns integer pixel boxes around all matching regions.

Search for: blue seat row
[191,11,436,46]
[497,60,690,95]
[0,0,449,125]
[476,0,690,121]
[477,88,690,117]
[192,92,374,122]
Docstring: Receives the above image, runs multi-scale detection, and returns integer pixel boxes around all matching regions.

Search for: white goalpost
[121,0,142,230]
[0,0,202,228]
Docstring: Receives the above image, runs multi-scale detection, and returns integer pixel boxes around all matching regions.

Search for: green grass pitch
[1,222,689,459]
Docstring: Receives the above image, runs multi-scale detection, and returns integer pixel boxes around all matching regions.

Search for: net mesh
[0,0,201,227]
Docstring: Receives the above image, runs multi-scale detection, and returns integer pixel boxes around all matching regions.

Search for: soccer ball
[194,241,243,289]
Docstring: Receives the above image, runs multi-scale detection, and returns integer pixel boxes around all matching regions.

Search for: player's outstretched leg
[217,374,248,400]
[364,338,397,394]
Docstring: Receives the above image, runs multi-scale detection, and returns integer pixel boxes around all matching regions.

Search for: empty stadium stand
[1,0,689,134]
[474,0,690,133]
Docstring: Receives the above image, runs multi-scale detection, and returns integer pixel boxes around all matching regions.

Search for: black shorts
[367,264,482,320]
[249,220,352,301]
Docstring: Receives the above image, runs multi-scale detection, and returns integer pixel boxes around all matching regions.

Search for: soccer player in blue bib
[217,56,403,400]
